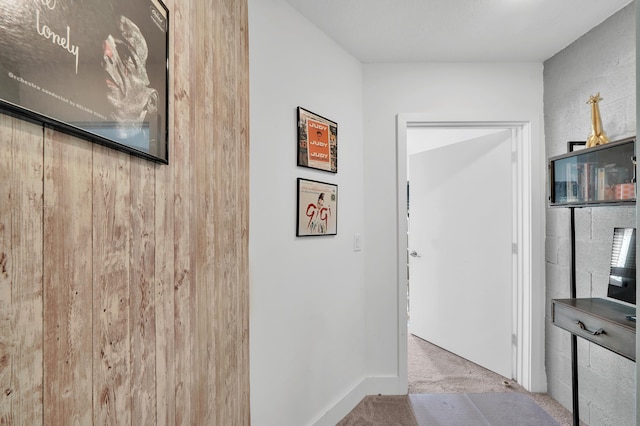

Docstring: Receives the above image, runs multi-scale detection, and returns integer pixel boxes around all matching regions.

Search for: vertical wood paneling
[194,0,216,422]
[92,146,131,425]
[172,0,196,423]
[154,2,176,425]
[237,1,251,422]
[0,116,44,425]
[43,129,93,425]
[224,0,250,421]
[130,157,156,425]
[153,156,176,426]
[2,0,250,423]
[153,163,175,426]
[0,112,12,426]
[213,0,238,422]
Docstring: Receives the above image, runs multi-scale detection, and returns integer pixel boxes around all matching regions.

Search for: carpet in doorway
[336,395,418,426]
[409,392,560,426]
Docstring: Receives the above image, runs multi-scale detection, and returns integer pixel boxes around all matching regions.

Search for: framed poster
[0,0,169,163]
[297,178,337,236]
[567,141,586,152]
[297,107,337,173]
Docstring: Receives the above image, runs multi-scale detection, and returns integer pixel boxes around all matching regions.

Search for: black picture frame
[296,178,337,236]
[297,107,338,173]
[0,0,170,163]
[567,141,587,152]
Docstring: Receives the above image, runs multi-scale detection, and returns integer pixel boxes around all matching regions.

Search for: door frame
[395,113,547,393]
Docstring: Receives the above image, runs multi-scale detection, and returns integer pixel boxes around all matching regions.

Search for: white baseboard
[311,376,404,426]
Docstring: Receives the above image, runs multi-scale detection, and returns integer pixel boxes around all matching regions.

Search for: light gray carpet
[338,335,578,426]
[410,393,559,426]
[408,335,577,425]
[337,395,418,426]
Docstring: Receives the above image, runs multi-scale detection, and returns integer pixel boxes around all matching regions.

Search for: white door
[408,129,514,378]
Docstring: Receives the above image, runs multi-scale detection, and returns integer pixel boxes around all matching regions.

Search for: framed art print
[0,0,170,163]
[567,141,587,152]
[297,178,337,236]
[297,107,337,173]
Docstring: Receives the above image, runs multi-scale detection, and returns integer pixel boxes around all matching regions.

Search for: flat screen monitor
[607,227,636,305]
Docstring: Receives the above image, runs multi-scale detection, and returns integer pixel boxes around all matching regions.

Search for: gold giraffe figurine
[586,92,609,148]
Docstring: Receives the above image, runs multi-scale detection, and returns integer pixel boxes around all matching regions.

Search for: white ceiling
[283,0,634,62]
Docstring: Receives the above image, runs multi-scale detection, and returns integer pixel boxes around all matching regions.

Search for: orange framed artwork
[297,107,337,173]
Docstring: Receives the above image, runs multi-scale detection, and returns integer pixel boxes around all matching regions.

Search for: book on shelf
[596,167,606,200]
[565,162,578,202]
[579,162,600,202]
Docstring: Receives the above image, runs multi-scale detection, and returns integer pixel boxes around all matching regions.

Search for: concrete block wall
[544,3,636,425]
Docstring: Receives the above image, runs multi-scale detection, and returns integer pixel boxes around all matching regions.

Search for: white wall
[544,4,636,425]
[362,63,546,384]
[249,4,566,424]
[248,0,367,425]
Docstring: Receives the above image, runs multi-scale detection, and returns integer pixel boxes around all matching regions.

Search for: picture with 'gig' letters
[296,178,337,237]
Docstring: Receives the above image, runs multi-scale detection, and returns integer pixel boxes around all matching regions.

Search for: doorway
[395,115,547,393]
[407,127,515,379]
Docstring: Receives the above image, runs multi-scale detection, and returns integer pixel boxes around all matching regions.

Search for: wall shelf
[549,137,636,208]
[548,137,636,426]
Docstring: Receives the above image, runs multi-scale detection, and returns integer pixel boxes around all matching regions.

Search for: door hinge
[512,243,518,254]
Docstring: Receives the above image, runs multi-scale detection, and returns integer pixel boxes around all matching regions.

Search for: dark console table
[552,298,636,361]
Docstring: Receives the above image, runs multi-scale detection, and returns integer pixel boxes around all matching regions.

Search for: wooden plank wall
[0,0,250,424]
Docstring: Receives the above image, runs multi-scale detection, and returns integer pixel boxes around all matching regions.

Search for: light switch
[354,234,362,252]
